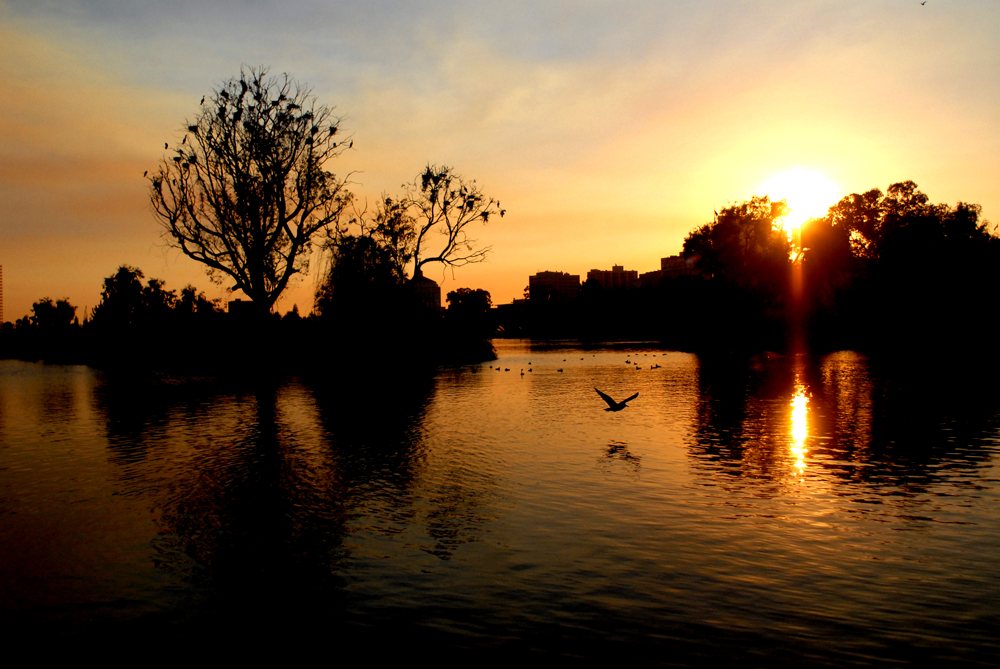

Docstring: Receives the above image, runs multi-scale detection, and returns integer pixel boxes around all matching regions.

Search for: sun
[759,168,839,230]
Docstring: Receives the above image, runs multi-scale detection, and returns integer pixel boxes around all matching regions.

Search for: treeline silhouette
[4,180,995,367]
[507,181,998,356]
[0,263,495,370]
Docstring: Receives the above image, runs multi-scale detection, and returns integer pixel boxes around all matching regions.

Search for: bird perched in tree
[143,170,148,177]
[164,142,168,149]
[200,96,205,105]
[595,388,639,412]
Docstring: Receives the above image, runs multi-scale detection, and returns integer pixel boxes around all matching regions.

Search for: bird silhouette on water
[595,388,639,412]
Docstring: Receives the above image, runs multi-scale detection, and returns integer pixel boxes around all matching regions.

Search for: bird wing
[622,392,639,405]
[595,388,617,408]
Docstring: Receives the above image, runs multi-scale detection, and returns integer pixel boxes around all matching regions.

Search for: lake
[1,340,998,664]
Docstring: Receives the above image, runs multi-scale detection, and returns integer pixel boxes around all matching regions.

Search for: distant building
[408,269,442,310]
[660,254,697,278]
[529,271,580,301]
[638,255,699,288]
[637,269,665,288]
[227,298,256,318]
[587,265,638,290]
[493,298,527,336]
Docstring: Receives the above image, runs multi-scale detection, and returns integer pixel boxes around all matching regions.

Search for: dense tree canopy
[683,195,790,287]
[799,180,998,351]
[668,181,998,353]
[30,298,78,329]
[818,180,994,266]
[90,265,221,330]
[314,233,405,317]
[446,288,492,315]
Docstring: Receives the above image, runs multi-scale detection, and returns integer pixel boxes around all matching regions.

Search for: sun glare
[790,382,808,474]
[760,169,839,230]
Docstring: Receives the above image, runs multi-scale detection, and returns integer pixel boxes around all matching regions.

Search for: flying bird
[595,388,639,412]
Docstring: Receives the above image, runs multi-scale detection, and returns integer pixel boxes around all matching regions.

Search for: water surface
[1,343,998,664]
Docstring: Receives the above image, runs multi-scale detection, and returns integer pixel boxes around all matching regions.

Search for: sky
[1,0,998,320]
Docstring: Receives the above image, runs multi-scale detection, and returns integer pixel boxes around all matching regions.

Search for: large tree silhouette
[679,195,791,350]
[149,66,352,316]
[808,180,998,351]
[683,195,790,292]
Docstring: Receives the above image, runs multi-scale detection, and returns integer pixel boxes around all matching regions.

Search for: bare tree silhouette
[407,165,504,277]
[149,66,352,316]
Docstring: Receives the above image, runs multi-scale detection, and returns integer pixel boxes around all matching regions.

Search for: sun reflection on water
[791,382,809,474]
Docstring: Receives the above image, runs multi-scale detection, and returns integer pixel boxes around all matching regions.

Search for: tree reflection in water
[5,351,1000,661]
[92,373,443,627]
[91,370,501,634]
[689,351,1000,502]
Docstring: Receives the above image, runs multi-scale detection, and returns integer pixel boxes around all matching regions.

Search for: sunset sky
[1,0,998,320]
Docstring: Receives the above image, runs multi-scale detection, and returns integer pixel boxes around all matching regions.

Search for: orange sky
[1,1,998,320]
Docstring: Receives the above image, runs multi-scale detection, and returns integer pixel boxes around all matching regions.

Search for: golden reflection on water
[790,381,808,475]
[4,353,1000,662]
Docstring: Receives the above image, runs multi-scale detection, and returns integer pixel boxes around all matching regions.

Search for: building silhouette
[408,269,443,310]
[227,298,256,319]
[529,271,580,301]
[638,255,698,287]
[587,265,638,290]
[502,252,695,312]
[660,254,697,278]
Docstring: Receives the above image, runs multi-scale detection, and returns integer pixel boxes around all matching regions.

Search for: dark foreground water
[1,341,999,664]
